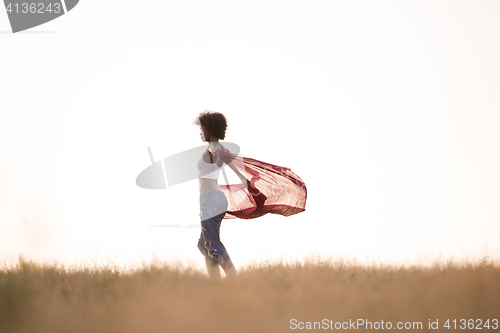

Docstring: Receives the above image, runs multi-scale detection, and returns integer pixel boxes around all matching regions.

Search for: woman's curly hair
[193,110,228,140]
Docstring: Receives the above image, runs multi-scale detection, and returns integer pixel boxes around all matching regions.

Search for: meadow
[1,255,499,333]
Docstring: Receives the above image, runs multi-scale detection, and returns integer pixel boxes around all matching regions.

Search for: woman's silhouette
[193,110,307,278]
[194,111,237,278]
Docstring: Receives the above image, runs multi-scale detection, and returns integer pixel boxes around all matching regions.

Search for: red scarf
[217,150,307,219]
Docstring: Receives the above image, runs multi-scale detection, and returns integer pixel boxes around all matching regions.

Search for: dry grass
[1,255,499,333]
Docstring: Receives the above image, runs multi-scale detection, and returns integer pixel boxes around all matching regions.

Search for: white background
[1,0,499,271]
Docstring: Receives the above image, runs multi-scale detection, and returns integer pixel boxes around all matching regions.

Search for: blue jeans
[197,190,237,277]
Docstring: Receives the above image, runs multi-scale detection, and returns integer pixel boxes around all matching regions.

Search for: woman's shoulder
[208,142,227,154]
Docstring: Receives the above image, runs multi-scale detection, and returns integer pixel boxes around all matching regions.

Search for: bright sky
[1,0,499,271]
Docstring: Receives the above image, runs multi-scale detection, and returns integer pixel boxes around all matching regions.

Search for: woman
[194,110,307,278]
[194,111,237,278]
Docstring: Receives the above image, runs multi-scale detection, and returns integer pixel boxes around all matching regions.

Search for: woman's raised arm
[217,149,266,204]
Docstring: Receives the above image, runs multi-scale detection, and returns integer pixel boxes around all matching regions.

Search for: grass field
[1,255,499,333]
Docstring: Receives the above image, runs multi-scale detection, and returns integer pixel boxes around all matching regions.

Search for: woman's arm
[209,144,244,182]
[224,156,250,188]
[209,143,249,187]
[208,142,225,167]
[218,149,265,201]
[211,143,264,197]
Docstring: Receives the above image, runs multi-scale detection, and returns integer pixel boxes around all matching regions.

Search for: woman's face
[199,126,207,142]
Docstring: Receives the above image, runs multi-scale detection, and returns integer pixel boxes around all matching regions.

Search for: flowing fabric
[217,150,307,219]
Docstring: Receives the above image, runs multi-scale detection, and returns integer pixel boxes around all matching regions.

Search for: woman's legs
[198,191,237,277]
[197,232,221,278]
[205,255,221,278]
[199,213,237,276]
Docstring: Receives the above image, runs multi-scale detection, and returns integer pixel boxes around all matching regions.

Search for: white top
[197,142,225,180]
